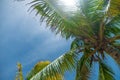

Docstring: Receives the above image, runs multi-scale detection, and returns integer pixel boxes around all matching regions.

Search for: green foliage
[26,61,63,80]
[15,63,24,80]
[70,39,84,50]
[109,0,120,16]
[98,61,115,80]
[105,15,120,37]
[26,61,50,80]
[75,55,91,80]
[30,49,79,80]
[22,0,120,80]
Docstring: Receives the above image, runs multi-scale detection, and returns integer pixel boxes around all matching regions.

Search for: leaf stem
[109,35,120,42]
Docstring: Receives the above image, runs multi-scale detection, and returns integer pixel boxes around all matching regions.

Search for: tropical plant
[15,63,24,80]
[26,61,63,80]
[27,0,120,80]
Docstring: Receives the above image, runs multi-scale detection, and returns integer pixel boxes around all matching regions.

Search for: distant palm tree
[28,0,120,80]
[15,63,24,80]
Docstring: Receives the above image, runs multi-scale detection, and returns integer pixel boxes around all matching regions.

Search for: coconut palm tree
[27,0,120,80]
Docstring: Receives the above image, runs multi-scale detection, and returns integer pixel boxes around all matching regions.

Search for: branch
[109,35,120,42]
[99,19,105,42]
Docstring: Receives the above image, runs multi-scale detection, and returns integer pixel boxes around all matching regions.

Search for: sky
[0,0,74,80]
[0,0,120,80]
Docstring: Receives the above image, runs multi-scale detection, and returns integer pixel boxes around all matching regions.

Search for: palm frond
[78,0,111,38]
[109,0,120,16]
[105,15,120,38]
[98,60,115,80]
[26,61,50,80]
[70,38,84,50]
[75,55,91,80]
[30,49,80,80]
[29,0,111,41]
[79,0,110,22]
[105,14,120,64]
[29,0,94,39]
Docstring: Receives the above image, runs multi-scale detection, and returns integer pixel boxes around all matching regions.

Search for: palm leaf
[105,15,120,38]
[75,55,91,80]
[30,49,80,80]
[29,0,95,39]
[26,61,50,80]
[78,0,111,41]
[109,0,120,16]
[79,0,110,22]
[98,60,115,80]
[70,38,84,50]
[29,0,112,40]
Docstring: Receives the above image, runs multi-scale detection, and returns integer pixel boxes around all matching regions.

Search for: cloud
[0,0,73,80]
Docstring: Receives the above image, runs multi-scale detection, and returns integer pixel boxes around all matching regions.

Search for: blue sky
[0,0,74,80]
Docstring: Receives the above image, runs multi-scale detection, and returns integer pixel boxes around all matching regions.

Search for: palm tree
[15,63,24,80]
[27,0,120,80]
